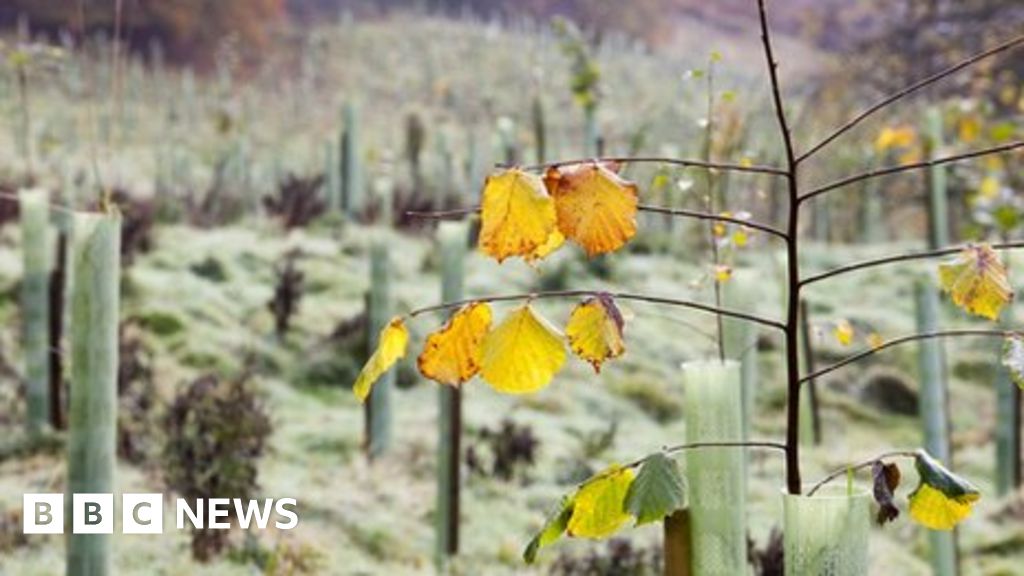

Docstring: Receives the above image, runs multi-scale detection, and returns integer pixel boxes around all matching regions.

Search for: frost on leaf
[565,294,626,372]
[908,450,980,531]
[1002,335,1024,390]
[567,464,635,538]
[624,452,685,526]
[417,302,492,386]
[544,162,638,257]
[352,317,409,402]
[479,168,558,263]
[938,244,1013,321]
[480,305,566,394]
[872,461,901,525]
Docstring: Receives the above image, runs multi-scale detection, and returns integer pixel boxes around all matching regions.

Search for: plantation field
[0,7,1022,576]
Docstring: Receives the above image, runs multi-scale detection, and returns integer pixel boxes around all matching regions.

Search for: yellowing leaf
[867,332,885,350]
[526,229,565,263]
[417,303,492,386]
[545,162,638,257]
[938,244,1014,321]
[353,317,409,402]
[875,126,916,152]
[908,451,980,531]
[523,496,574,563]
[834,319,854,346]
[958,115,981,143]
[979,176,1000,200]
[479,169,557,263]
[714,265,733,283]
[480,305,566,394]
[567,465,635,538]
[565,295,625,372]
[733,228,749,247]
[910,483,978,530]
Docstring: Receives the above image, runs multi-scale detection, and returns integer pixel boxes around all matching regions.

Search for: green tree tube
[783,486,870,576]
[324,138,341,213]
[436,221,467,564]
[683,360,746,575]
[67,212,121,576]
[21,189,51,434]
[366,239,393,459]
[914,281,957,576]
[721,279,757,439]
[531,93,547,164]
[924,107,949,250]
[996,299,1021,495]
[341,102,364,217]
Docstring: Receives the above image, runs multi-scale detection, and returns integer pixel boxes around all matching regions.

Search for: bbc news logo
[23,494,298,534]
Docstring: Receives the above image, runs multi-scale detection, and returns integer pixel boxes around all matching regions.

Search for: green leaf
[523,496,574,564]
[624,452,686,526]
[1003,335,1024,390]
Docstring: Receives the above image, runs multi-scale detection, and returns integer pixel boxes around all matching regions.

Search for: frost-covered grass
[0,217,1021,574]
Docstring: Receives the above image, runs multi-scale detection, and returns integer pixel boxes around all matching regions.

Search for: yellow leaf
[908,451,981,531]
[565,295,626,372]
[417,303,492,386]
[526,229,565,263]
[909,483,978,530]
[733,228,749,247]
[867,332,884,350]
[567,465,635,538]
[545,162,638,257]
[875,126,916,152]
[714,265,733,283]
[979,176,1000,200]
[480,305,566,394]
[479,169,557,263]
[353,317,409,402]
[958,115,981,143]
[834,319,854,346]
[938,244,1014,321]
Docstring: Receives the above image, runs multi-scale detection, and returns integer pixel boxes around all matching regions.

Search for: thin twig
[800,329,1014,384]
[405,204,787,240]
[800,240,1024,286]
[806,450,919,496]
[502,156,788,176]
[624,440,788,469]
[798,34,1024,162]
[406,289,787,332]
[800,141,1024,203]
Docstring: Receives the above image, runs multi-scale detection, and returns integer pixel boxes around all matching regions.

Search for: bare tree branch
[800,329,1014,384]
[806,450,919,497]
[505,156,788,176]
[798,34,1024,162]
[800,141,1024,204]
[405,204,788,240]
[800,240,1024,287]
[406,289,787,332]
